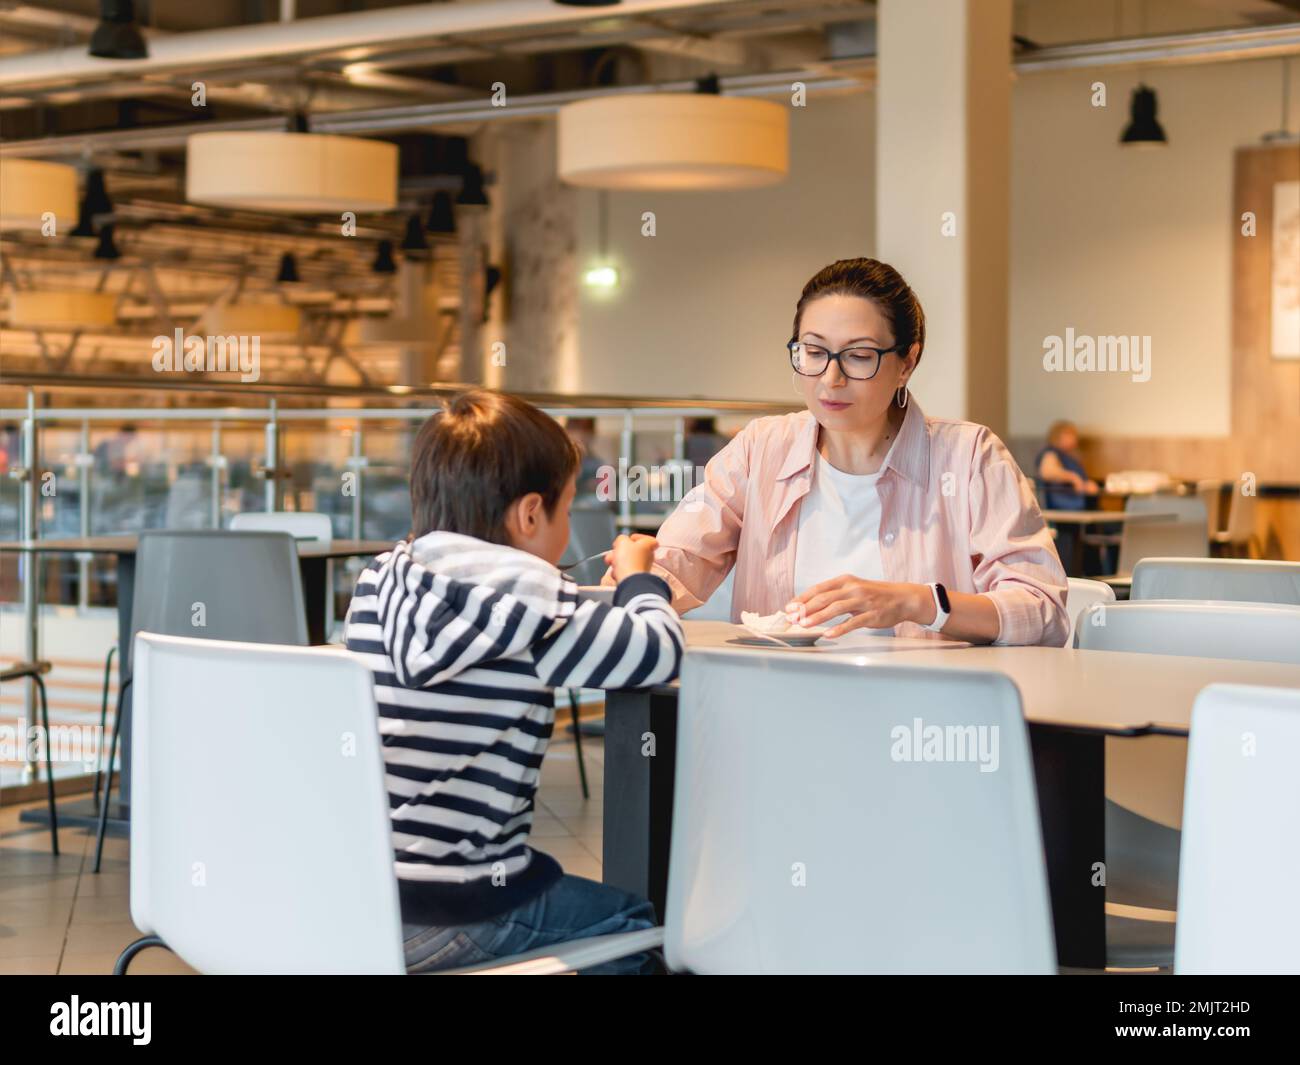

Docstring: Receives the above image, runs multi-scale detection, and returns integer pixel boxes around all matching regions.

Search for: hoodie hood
[371,531,579,688]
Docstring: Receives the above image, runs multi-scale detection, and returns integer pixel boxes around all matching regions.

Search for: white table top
[672,621,1300,736]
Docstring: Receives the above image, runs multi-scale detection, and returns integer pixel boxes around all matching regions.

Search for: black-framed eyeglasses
[788,339,906,381]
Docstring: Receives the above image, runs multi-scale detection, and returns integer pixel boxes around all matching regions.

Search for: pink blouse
[650,401,1070,647]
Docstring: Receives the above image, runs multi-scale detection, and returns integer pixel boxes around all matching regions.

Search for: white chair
[116,633,660,975]
[1132,557,1300,606]
[682,565,735,622]
[665,649,1056,974]
[1194,479,1223,540]
[1213,488,1260,558]
[231,510,337,639]
[1076,600,1300,665]
[230,510,333,545]
[562,507,617,583]
[1066,577,1115,647]
[1113,494,1209,579]
[1175,684,1300,974]
[1076,600,1300,968]
[121,633,402,974]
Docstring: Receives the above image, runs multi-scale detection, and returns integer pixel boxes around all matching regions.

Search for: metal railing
[0,374,797,783]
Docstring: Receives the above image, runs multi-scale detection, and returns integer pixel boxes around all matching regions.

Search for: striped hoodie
[344,530,684,925]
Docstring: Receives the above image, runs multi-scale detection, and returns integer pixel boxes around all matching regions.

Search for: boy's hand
[605,534,658,582]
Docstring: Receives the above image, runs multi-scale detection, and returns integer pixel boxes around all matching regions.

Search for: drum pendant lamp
[0,158,79,231]
[557,93,788,190]
[186,130,399,213]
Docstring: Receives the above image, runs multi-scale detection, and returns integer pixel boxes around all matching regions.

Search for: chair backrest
[130,633,403,974]
[230,510,333,546]
[1175,683,1300,974]
[1132,557,1300,606]
[1116,494,1208,576]
[682,565,735,622]
[1194,480,1223,536]
[1065,577,1115,647]
[128,530,308,674]
[562,507,617,583]
[1075,600,1300,665]
[1222,486,1258,544]
[665,649,1055,974]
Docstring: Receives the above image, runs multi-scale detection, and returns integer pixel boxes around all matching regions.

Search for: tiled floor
[0,728,605,975]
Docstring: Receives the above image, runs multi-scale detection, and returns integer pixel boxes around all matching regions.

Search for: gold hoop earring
[895,385,909,409]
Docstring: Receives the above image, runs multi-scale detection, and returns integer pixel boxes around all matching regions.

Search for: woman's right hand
[604,533,658,582]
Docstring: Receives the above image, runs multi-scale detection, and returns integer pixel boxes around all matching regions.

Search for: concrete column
[876,0,1011,432]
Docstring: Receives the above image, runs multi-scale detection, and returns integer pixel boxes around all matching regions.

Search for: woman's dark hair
[791,258,926,363]
[409,389,580,544]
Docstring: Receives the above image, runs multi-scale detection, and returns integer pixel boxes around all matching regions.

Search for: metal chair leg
[94,677,130,874]
[569,690,589,800]
[93,645,116,811]
[34,672,58,856]
[113,935,168,975]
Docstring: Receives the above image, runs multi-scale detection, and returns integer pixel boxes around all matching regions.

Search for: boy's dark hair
[409,389,580,544]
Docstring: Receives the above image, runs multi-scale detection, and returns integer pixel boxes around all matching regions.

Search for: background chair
[230,510,333,545]
[1211,487,1260,558]
[231,510,337,637]
[1131,557,1300,605]
[557,507,621,786]
[681,565,735,621]
[1076,600,1300,968]
[1175,684,1300,975]
[665,650,1056,974]
[94,530,309,872]
[1065,577,1115,647]
[561,507,617,584]
[1194,479,1223,541]
[116,634,659,975]
[1112,494,1209,583]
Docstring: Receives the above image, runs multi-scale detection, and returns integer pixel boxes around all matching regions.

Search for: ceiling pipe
[0,70,861,157]
[3,21,1298,159]
[0,0,745,91]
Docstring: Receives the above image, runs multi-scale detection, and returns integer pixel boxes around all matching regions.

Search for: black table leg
[298,556,329,646]
[1029,724,1107,970]
[115,552,135,809]
[602,688,678,923]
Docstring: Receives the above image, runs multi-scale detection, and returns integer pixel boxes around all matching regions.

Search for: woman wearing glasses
[646,257,1069,646]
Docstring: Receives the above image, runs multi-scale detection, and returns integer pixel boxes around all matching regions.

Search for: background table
[1,536,391,833]
[601,621,1300,969]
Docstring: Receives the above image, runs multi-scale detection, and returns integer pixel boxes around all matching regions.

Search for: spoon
[559,552,608,573]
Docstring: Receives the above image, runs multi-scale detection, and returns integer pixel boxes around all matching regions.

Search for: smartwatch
[922,582,951,633]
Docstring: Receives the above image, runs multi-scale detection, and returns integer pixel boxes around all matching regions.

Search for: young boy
[344,389,683,974]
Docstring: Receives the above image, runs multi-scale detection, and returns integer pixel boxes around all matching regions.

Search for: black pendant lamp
[92,224,122,260]
[371,240,397,274]
[552,0,621,6]
[72,168,113,238]
[456,164,489,208]
[425,191,456,236]
[89,0,148,60]
[400,213,429,257]
[276,252,301,284]
[1120,85,1167,147]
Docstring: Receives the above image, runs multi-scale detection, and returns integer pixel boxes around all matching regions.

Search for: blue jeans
[402,875,658,975]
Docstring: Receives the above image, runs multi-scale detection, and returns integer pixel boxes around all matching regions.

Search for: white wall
[1009,59,1297,439]
[574,91,875,403]
[569,54,1298,440]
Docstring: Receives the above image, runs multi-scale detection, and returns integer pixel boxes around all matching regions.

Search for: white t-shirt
[793,453,892,634]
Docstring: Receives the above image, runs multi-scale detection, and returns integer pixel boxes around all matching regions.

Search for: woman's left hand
[786,576,932,639]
